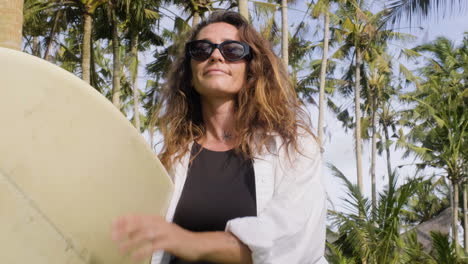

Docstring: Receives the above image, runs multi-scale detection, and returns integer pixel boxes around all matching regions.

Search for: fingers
[111,214,167,260]
[130,241,163,261]
[118,229,157,253]
[111,215,136,242]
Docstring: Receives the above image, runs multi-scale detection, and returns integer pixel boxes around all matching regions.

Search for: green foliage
[385,0,467,26]
[430,232,467,264]
[328,164,421,263]
[401,176,450,225]
[399,35,468,184]
[401,230,434,264]
[327,164,463,264]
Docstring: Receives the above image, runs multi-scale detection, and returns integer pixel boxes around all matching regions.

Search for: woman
[111,11,327,264]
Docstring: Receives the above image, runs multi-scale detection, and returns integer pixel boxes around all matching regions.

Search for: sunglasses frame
[186,40,252,62]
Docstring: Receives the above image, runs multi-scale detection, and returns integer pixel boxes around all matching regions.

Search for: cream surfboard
[0,47,173,264]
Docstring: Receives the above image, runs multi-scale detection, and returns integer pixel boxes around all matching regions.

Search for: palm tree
[428,232,464,264]
[312,0,333,151]
[327,163,465,263]
[23,0,68,61]
[401,176,450,225]
[145,15,191,145]
[188,0,212,26]
[119,0,163,131]
[385,0,467,25]
[280,0,288,67]
[79,0,107,83]
[379,102,398,179]
[249,1,278,42]
[0,0,24,50]
[106,0,122,109]
[22,0,49,56]
[44,0,106,83]
[399,36,468,256]
[463,184,468,253]
[403,230,465,263]
[365,52,392,211]
[328,164,420,263]
[23,0,79,62]
[332,1,367,192]
[238,0,249,20]
[171,0,214,27]
[360,48,412,212]
[332,2,404,193]
[43,4,64,61]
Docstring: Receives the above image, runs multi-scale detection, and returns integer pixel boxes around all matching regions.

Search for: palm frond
[384,0,467,26]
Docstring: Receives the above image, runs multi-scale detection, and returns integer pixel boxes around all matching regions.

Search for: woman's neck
[199,97,237,151]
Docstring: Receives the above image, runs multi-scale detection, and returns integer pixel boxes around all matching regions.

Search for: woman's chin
[196,85,240,98]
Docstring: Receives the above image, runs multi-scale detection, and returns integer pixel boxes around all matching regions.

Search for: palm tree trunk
[383,120,392,179]
[32,36,40,56]
[133,69,141,132]
[44,10,63,61]
[0,0,24,50]
[109,4,121,110]
[149,125,155,151]
[82,12,93,84]
[131,34,141,132]
[355,48,364,193]
[281,0,288,68]
[238,0,249,21]
[463,184,468,254]
[89,33,97,87]
[371,90,377,211]
[453,181,460,256]
[192,11,200,27]
[318,11,330,152]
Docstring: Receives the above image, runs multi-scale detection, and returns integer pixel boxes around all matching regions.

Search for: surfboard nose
[0,47,173,264]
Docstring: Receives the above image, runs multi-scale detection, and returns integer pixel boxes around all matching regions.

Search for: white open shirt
[152,131,328,264]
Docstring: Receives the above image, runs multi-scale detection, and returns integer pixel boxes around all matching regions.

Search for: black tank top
[169,142,256,264]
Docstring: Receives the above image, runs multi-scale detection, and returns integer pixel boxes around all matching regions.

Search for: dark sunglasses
[186,40,251,62]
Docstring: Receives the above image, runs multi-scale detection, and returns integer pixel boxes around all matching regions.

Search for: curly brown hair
[153,10,315,171]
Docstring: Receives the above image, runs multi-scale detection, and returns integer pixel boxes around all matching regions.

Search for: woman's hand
[111,214,201,262]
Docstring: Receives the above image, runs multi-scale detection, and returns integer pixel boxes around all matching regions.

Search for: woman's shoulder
[272,126,320,154]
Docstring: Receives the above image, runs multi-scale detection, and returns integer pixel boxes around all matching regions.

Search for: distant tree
[76,0,107,83]
[333,1,410,194]
[120,0,163,131]
[399,35,468,256]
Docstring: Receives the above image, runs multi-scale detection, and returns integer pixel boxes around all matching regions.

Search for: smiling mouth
[205,70,227,75]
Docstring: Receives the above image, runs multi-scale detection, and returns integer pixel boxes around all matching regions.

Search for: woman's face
[190,22,247,100]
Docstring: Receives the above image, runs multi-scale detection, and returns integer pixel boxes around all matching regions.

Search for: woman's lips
[204,69,227,75]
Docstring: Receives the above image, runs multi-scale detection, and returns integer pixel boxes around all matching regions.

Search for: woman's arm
[196,231,253,264]
[224,133,327,263]
[111,214,252,264]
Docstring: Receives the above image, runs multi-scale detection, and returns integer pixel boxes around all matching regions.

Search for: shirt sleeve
[225,133,328,264]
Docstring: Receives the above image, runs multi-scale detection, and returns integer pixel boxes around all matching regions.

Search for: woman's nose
[209,47,224,62]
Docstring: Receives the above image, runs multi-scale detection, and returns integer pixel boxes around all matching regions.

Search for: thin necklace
[223,131,233,141]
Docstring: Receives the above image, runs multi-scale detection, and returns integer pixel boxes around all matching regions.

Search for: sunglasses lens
[221,43,246,61]
[190,42,212,60]
[188,41,249,61]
